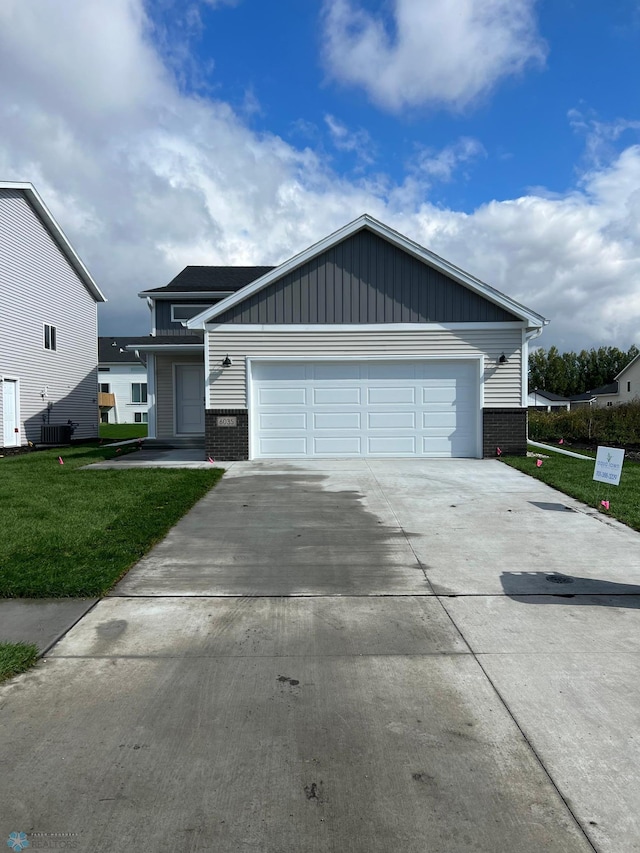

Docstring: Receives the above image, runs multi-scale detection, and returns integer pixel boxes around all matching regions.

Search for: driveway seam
[437,596,600,853]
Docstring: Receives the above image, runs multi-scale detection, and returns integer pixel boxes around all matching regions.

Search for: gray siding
[0,189,99,445]
[207,328,524,408]
[155,300,217,335]
[215,229,518,324]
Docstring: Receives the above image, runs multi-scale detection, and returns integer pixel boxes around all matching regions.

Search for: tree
[528,345,639,396]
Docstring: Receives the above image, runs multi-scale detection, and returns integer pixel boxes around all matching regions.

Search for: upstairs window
[44,324,57,351]
[100,383,110,393]
[171,305,207,322]
[628,381,632,393]
[131,382,147,404]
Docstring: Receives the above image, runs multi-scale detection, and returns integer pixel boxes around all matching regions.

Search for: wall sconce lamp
[498,352,508,364]
[222,354,232,367]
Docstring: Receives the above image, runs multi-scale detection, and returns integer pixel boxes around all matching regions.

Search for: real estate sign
[593,446,625,485]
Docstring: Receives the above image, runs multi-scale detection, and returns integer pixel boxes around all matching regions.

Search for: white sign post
[593,446,625,486]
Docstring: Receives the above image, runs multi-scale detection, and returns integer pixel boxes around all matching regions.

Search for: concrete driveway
[2,459,640,852]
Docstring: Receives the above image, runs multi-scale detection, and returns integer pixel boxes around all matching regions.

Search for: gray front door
[175,364,205,435]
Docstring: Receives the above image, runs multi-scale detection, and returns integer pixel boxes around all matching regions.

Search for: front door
[2,379,20,447]
[175,364,205,435]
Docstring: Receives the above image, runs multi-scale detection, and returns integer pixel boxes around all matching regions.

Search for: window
[100,412,109,423]
[44,324,57,351]
[171,304,207,322]
[98,367,111,372]
[100,383,110,393]
[131,383,147,403]
[628,381,632,393]
[134,412,148,423]
[607,402,613,407]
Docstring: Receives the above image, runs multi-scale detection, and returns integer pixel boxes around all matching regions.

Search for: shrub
[529,402,640,446]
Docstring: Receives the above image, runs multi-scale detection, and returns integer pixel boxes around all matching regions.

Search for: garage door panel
[312,362,361,380]
[314,387,361,405]
[259,413,307,430]
[368,387,415,404]
[314,412,361,430]
[259,437,308,455]
[252,360,479,459]
[313,437,362,455]
[258,387,306,405]
[368,436,417,454]
[368,412,416,429]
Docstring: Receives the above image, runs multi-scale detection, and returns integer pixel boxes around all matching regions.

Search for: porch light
[222,354,232,367]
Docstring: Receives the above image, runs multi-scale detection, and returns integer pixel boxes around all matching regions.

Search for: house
[570,382,620,408]
[569,354,640,408]
[133,215,548,459]
[527,389,570,411]
[98,337,149,425]
[0,182,106,449]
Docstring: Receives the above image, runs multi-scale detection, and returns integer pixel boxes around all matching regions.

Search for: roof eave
[0,181,106,303]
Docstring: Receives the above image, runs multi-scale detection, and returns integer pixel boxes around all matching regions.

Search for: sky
[0,0,639,351]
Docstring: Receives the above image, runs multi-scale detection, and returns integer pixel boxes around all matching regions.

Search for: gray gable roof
[98,336,151,362]
[143,266,275,294]
[213,228,520,325]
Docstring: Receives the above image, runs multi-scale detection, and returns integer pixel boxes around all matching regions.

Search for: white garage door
[251,360,479,458]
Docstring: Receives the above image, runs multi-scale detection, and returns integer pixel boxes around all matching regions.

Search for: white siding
[207,328,523,408]
[155,353,204,438]
[98,362,148,423]
[615,357,640,405]
[0,189,99,445]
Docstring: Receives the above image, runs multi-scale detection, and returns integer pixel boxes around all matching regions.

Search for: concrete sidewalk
[1,459,639,852]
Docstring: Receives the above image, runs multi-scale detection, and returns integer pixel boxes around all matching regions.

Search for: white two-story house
[0,182,106,449]
[98,337,149,425]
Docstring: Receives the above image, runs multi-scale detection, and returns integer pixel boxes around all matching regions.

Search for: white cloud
[324,114,376,166]
[412,137,486,183]
[321,0,547,112]
[0,0,638,352]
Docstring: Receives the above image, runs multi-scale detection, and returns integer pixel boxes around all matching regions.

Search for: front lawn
[0,643,38,683]
[502,450,640,532]
[0,444,222,597]
[99,423,147,440]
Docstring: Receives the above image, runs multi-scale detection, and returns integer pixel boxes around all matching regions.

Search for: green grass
[0,643,38,683]
[99,423,148,440]
[0,444,222,597]
[502,449,640,532]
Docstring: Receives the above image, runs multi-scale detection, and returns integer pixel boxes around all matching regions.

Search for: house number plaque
[216,416,237,427]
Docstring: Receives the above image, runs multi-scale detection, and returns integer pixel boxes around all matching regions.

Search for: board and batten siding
[207,328,523,408]
[0,188,99,445]
[214,229,519,326]
[155,352,204,437]
[155,300,216,335]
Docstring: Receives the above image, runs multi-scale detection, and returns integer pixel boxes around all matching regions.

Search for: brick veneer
[205,409,249,460]
[482,408,527,457]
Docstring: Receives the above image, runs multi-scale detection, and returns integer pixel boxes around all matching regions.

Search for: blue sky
[0,0,639,350]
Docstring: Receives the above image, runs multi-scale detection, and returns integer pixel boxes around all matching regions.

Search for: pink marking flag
[536,459,543,467]
[116,448,121,454]
[558,438,564,445]
[58,456,64,465]
[496,447,502,457]
[208,457,215,464]
[601,500,610,510]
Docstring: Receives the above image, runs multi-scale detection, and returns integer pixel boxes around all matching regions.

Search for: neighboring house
[133,215,547,459]
[570,353,640,408]
[0,181,106,449]
[527,389,570,411]
[570,382,620,409]
[98,337,149,424]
